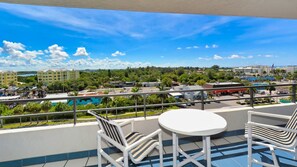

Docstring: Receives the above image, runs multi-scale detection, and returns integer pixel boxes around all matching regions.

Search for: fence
[0,83,296,128]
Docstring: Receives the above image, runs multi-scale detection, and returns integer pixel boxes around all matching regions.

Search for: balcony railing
[0,83,296,128]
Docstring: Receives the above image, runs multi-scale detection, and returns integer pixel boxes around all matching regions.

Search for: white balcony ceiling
[2,0,297,19]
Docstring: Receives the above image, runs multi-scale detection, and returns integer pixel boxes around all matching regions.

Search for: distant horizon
[1,64,295,73]
[0,3,297,71]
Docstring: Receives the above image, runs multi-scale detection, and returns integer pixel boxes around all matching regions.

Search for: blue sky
[0,2,297,71]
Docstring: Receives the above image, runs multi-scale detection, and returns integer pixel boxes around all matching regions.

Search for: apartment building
[233,66,272,75]
[37,69,80,84]
[0,71,17,86]
[285,66,297,74]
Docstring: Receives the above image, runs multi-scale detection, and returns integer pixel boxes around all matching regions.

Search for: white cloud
[193,45,199,49]
[185,46,192,49]
[205,44,218,49]
[177,47,182,50]
[212,44,219,48]
[23,50,44,60]
[1,40,44,60]
[0,47,3,54]
[198,57,211,61]
[0,58,26,67]
[67,58,151,69]
[47,44,69,60]
[247,55,253,59]
[111,51,126,57]
[213,54,223,60]
[3,40,25,58]
[257,54,276,58]
[264,54,273,58]
[228,54,242,59]
[73,47,89,56]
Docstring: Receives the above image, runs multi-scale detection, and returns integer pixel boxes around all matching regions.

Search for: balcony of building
[0,84,297,167]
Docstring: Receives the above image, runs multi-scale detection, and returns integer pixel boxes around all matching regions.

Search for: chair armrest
[248,122,297,134]
[118,119,134,132]
[97,130,126,152]
[248,111,291,122]
[125,129,162,151]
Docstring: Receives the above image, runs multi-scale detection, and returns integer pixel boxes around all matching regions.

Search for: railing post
[143,94,147,119]
[0,118,3,128]
[135,97,138,117]
[200,90,204,110]
[292,84,296,103]
[161,95,164,113]
[116,103,118,119]
[249,87,254,108]
[73,99,77,125]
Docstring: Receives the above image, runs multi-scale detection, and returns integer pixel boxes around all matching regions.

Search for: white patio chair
[87,110,163,167]
[245,110,297,167]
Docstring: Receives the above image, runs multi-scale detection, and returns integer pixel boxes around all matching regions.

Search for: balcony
[0,84,297,166]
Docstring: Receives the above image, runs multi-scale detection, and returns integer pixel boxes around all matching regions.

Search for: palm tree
[131,87,140,116]
[101,92,112,117]
[41,101,52,122]
[157,84,168,112]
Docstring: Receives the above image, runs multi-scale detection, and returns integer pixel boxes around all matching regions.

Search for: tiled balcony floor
[26,135,297,167]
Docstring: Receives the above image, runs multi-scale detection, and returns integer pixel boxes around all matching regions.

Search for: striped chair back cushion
[280,110,297,146]
[96,116,126,146]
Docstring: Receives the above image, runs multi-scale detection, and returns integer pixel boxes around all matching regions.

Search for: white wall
[0,103,296,162]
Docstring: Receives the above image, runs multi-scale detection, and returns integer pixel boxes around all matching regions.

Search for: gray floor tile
[86,157,98,166]
[195,140,215,148]
[163,145,173,154]
[212,138,230,146]
[224,136,245,143]
[237,135,246,141]
[65,157,88,167]
[179,142,200,152]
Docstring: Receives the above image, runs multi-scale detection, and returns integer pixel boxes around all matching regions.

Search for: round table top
[158,109,227,136]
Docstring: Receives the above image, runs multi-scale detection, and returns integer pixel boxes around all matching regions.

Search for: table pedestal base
[172,133,211,167]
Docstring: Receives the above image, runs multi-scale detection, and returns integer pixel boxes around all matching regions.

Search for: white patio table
[158,109,227,167]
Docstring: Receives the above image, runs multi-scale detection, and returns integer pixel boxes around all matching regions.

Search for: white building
[233,66,272,76]
[285,66,297,74]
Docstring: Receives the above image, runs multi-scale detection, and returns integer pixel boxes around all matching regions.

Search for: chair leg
[97,132,102,167]
[123,151,129,167]
[247,125,253,167]
[269,146,279,167]
[294,146,297,161]
[158,132,163,167]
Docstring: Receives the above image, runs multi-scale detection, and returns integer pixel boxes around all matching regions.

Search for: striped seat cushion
[245,125,296,147]
[125,132,158,162]
[245,111,297,147]
[97,117,125,146]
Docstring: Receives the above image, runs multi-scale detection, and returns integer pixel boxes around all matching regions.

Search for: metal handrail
[0,83,296,128]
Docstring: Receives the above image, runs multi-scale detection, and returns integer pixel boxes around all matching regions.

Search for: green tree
[41,101,52,112]
[196,80,206,86]
[147,94,160,104]
[41,101,52,122]
[87,86,97,92]
[24,102,42,113]
[161,77,172,87]
[55,102,71,112]
[211,65,220,71]
[0,104,9,115]
[13,105,24,114]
